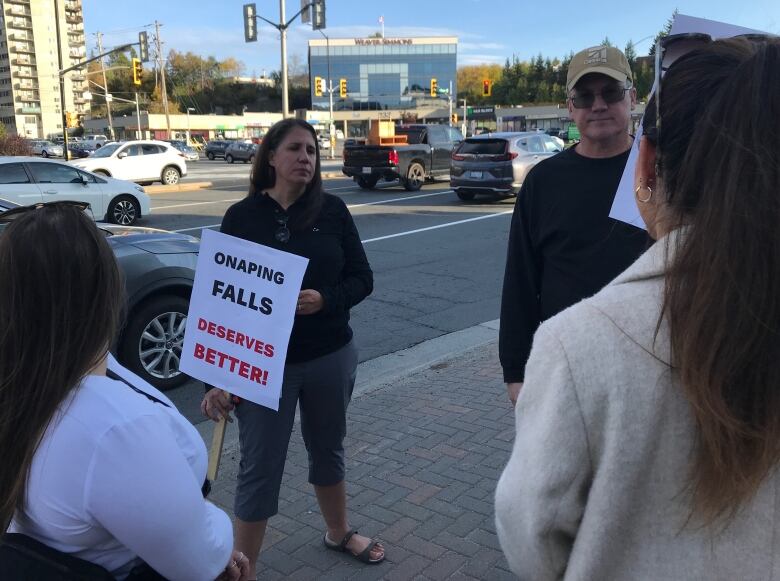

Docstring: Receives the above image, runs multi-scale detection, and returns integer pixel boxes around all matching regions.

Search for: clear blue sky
[82,0,779,73]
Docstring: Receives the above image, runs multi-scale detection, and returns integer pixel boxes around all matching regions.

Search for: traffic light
[430,78,438,97]
[339,78,347,98]
[65,111,75,128]
[451,113,458,124]
[301,0,311,23]
[312,0,326,30]
[482,79,492,97]
[138,31,149,63]
[132,58,142,86]
[314,76,323,97]
[243,3,257,42]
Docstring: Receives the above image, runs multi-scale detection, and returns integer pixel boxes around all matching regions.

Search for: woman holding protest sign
[202,118,380,574]
[495,35,780,580]
[0,203,249,580]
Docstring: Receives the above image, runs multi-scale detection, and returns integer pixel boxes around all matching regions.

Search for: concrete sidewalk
[207,337,516,580]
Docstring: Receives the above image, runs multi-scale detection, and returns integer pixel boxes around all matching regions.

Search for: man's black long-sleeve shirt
[221,191,373,364]
[499,145,649,382]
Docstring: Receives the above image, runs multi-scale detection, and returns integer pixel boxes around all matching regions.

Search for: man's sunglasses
[0,200,91,224]
[570,85,630,109]
[274,211,290,243]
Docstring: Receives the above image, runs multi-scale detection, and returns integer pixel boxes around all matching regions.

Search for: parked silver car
[450,132,562,201]
[0,197,198,390]
[224,141,257,164]
[30,140,64,158]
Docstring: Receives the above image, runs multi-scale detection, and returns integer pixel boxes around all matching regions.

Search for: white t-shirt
[10,363,232,581]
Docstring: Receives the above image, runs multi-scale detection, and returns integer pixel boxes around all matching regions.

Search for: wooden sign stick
[206,391,231,481]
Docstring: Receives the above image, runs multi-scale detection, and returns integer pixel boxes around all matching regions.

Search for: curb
[322,171,345,179]
[195,319,500,452]
[145,181,213,194]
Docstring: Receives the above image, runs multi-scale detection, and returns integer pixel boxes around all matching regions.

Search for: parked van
[83,134,109,145]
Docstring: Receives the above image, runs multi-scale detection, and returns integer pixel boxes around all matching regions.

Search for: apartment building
[0,0,88,139]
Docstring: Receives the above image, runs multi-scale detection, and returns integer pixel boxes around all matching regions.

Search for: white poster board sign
[609,14,770,228]
[180,229,308,410]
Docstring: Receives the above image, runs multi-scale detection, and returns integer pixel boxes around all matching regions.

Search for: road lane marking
[169,190,457,232]
[361,211,514,244]
[349,190,452,208]
[171,208,512,236]
[154,198,242,211]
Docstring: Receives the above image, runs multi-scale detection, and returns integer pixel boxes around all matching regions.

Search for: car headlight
[134,184,145,192]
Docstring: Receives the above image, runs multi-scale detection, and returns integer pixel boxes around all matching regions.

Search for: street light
[186,107,196,145]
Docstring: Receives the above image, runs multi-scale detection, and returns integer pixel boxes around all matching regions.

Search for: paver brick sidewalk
[208,341,517,580]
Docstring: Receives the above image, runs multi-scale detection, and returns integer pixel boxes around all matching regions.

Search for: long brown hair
[249,118,324,229]
[0,205,124,533]
[647,37,780,522]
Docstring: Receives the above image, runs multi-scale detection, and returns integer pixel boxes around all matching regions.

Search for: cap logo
[584,47,608,65]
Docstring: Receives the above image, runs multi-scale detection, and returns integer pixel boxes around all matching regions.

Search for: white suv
[70,140,187,185]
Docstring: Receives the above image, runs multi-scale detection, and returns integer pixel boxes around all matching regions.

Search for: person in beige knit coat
[495,35,780,580]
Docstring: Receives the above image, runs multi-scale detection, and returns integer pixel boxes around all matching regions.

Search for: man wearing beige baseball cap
[499,45,649,405]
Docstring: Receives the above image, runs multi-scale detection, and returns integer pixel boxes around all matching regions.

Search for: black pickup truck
[342,124,464,191]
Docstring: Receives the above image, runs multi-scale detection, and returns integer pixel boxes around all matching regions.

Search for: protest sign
[180,229,308,410]
[609,14,769,228]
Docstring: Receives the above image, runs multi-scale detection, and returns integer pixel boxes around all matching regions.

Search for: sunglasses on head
[273,210,290,243]
[570,84,630,109]
[648,32,769,164]
[0,200,91,224]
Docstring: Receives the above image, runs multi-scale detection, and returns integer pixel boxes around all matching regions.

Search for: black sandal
[323,528,385,564]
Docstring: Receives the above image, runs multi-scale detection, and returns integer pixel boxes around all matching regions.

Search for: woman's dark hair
[0,206,124,533]
[249,118,324,229]
[648,37,780,523]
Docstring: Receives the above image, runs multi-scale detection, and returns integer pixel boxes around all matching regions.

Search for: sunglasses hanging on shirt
[274,210,290,243]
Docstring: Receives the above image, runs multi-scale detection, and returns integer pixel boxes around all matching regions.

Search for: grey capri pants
[234,339,358,521]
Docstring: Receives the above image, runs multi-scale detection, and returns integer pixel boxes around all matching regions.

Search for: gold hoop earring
[635,184,653,203]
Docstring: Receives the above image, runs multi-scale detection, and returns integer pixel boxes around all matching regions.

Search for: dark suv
[205,140,233,160]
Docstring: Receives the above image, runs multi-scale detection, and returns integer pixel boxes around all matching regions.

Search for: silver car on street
[450,132,562,201]
[30,140,64,158]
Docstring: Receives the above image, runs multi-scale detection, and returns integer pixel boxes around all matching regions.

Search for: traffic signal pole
[244,1,325,120]
[95,32,115,141]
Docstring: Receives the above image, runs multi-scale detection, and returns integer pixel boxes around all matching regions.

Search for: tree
[649,9,679,55]
[600,36,614,47]
[624,40,637,70]
[0,122,6,139]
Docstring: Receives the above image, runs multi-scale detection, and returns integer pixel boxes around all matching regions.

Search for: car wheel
[456,190,476,201]
[207,152,215,160]
[226,154,234,164]
[119,295,189,390]
[356,176,378,190]
[161,165,181,185]
[403,162,425,191]
[107,195,140,225]
[41,150,49,158]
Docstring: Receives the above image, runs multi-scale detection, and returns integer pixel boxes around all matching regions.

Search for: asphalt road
[154,160,514,423]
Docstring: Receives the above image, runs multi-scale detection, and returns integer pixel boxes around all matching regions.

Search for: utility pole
[279,0,289,118]
[135,93,142,139]
[95,32,115,140]
[461,98,467,136]
[448,80,453,128]
[53,0,69,158]
[319,29,334,158]
[154,20,171,138]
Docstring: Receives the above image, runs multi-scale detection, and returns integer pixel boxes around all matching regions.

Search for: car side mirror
[117,151,127,159]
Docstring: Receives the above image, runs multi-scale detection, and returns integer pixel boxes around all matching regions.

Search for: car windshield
[90,143,122,158]
[457,139,507,155]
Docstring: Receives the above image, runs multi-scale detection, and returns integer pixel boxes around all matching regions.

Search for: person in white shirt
[0,202,250,580]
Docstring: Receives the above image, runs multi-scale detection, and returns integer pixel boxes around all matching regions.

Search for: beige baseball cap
[566,45,633,92]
